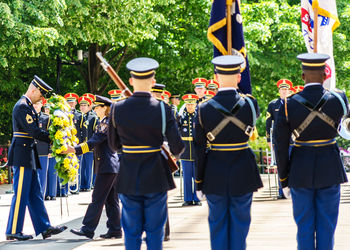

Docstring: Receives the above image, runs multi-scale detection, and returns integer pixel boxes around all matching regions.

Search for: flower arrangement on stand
[47,95,80,184]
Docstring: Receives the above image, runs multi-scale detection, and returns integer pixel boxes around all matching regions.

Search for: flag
[207,0,251,94]
[301,0,340,89]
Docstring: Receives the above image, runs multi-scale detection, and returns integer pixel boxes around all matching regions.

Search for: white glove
[196,190,206,201]
[282,187,291,199]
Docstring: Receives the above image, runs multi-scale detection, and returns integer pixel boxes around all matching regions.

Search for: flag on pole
[207,0,251,94]
[301,0,340,89]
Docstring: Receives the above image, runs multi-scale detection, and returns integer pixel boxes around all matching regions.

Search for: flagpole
[313,6,318,53]
[227,0,234,55]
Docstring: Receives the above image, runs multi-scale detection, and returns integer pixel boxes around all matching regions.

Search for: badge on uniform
[26,114,33,124]
[183,128,188,132]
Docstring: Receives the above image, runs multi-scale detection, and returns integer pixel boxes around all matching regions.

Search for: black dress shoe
[182,201,193,206]
[100,230,122,239]
[164,235,170,241]
[193,201,202,206]
[6,233,33,241]
[42,225,68,239]
[70,228,94,239]
[44,196,50,201]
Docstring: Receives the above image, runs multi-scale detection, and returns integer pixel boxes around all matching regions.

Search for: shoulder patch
[26,114,33,124]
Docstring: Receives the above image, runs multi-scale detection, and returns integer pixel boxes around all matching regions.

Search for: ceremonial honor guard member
[170,94,180,115]
[108,57,184,250]
[162,90,171,104]
[33,98,50,198]
[274,53,349,250]
[108,89,123,101]
[151,83,166,99]
[192,78,207,103]
[206,79,219,94]
[179,94,201,206]
[64,92,82,194]
[79,95,98,191]
[6,76,67,241]
[266,79,293,199]
[194,56,263,250]
[205,90,216,100]
[69,95,122,239]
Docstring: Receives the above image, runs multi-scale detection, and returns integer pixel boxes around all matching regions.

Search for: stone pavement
[0,174,349,249]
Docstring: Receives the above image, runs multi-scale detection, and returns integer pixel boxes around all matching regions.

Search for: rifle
[96,52,179,173]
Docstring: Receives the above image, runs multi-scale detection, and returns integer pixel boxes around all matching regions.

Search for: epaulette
[244,94,255,100]
[115,96,129,102]
[332,88,343,93]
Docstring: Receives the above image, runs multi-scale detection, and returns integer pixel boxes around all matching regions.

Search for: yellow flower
[63,158,70,165]
[61,145,68,151]
[56,148,62,154]
[72,128,77,135]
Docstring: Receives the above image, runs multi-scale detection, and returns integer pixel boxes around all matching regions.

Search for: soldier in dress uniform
[206,79,219,94]
[151,83,165,99]
[108,89,123,102]
[170,94,180,115]
[204,90,216,100]
[192,78,207,103]
[108,57,184,250]
[274,53,349,250]
[6,75,67,241]
[194,55,263,250]
[33,98,50,198]
[266,79,293,199]
[162,90,171,104]
[79,95,98,191]
[68,95,122,239]
[178,94,201,206]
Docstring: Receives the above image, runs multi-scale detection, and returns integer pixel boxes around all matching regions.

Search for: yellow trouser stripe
[12,167,24,234]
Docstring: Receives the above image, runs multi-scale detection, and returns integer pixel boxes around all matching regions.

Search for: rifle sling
[291,92,336,140]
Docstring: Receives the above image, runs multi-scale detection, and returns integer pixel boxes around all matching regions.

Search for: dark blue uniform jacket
[178,109,196,161]
[75,116,119,174]
[8,96,50,169]
[108,92,184,195]
[194,90,263,196]
[274,84,349,189]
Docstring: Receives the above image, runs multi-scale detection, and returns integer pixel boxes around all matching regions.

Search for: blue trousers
[45,157,58,197]
[81,152,94,190]
[82,173,121,235]
[120,192,167,250]
[181,160,199,202]
[37,156,49,198]
[6,167,51,235]
[291,185,340,250]
[206,193,253,250]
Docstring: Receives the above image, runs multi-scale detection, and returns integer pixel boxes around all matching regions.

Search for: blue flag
[208,0,251,94]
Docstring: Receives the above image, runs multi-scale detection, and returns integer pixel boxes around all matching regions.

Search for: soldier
[64,93,82,194]
[151,83,165,99]
[6,75,67,241]
[33,98,50,198]
[274,53,349,250]
[79,95,98,191]
[108,57,184,249]
[204,90,216,100]
[266,79,293,199]
[206,79,219,94]
[108,89,123,102]
[162,90,171,104]
[68,95,122,239]
[170,94,180,114]
[192,78,207,103]
[194,55,263,250]
[178,94,201,206]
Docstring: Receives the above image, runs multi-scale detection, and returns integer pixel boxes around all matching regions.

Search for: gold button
[97,158,100,160]
[23,144,26,146]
